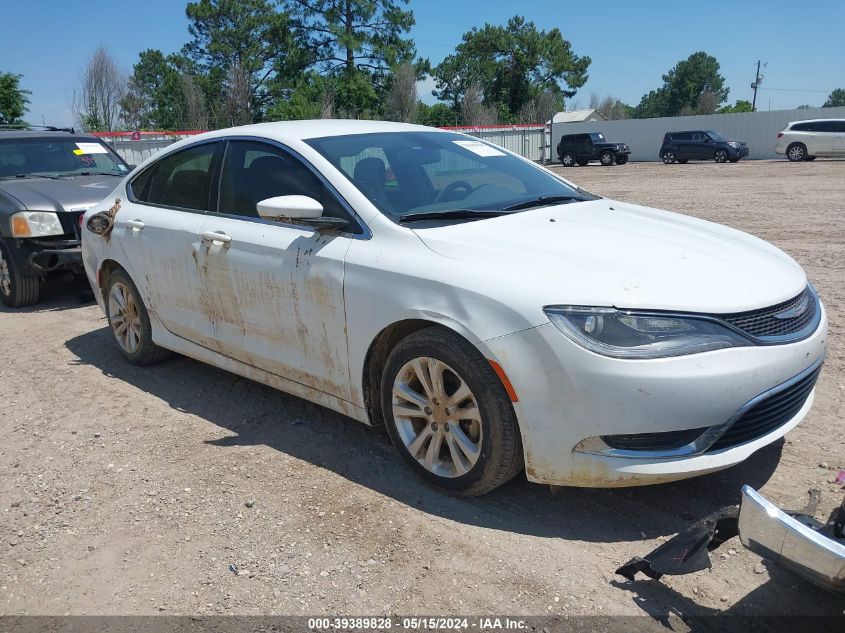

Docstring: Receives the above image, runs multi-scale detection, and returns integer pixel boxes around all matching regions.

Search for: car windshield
[0,137,127,179]
[706,130,725,141]
[306,131,596,221]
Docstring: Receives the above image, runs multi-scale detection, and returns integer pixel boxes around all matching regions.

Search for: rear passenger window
[145,143,219,211]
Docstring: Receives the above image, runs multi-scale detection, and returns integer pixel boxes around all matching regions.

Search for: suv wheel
[714,149,728,163]
[560,152,576,167]
[599,150,615,166]
[787,143,807,162]
[0,238,40,308]
[382,327,523,497]
[662,151,676,164]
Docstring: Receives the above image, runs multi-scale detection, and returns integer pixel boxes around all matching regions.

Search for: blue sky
[1,0,843,127]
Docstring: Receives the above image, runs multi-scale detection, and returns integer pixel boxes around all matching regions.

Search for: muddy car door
[194,139,354,402]
[118,141,223,350]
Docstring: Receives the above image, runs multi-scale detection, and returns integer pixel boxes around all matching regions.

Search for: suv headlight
[727,141,741,148]
[544,306,752,359]
[10,211,64,237]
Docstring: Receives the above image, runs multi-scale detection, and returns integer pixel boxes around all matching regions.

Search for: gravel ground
[1,159,844,618]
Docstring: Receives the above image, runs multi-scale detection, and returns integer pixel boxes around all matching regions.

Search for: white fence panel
[550,106,845,162]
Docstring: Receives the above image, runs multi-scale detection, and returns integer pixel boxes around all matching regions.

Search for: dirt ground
[1,159,844,619]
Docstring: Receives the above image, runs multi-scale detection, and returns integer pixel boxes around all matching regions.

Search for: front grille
[58,211,85,239]
[707,363,822,452]
[721,286,817,340]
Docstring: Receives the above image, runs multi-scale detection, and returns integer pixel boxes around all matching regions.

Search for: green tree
[0,72,30,125]
[122,50,197,129]
[433,16,589,122]
[718,99,753,114]
[286,0,418,116]
[823,88,845,107]
[183,0,303,124]
[414,101,455,127]
[635,52,728,118]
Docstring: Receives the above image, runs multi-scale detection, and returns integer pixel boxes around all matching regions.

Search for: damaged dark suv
[0,129,129,307]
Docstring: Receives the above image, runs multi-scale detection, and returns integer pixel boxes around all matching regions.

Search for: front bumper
[28,243,82,272]
[729,146,749,159]
[739,485,845,593]
[480,304,827,487]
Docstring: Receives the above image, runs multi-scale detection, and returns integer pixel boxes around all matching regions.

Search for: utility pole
[751,60,763,112]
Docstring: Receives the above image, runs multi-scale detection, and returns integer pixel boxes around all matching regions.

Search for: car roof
[789,119,845,124]
[0,129,100,141]
[184,119,439,145]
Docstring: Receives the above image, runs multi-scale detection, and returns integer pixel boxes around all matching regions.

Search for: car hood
[0,175,120,212]
[411,199,806,314]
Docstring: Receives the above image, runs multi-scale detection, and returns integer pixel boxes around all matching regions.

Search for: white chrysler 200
[82,121,827,496]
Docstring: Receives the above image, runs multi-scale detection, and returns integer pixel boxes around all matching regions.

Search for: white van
[775,119,845,161]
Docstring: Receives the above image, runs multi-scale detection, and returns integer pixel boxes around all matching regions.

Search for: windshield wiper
[503,195,583,211]
[61,171,123,177]
[16,173,67,180]
[398,209,512,223]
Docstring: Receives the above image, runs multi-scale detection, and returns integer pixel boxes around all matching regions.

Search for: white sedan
[82,121,827,496]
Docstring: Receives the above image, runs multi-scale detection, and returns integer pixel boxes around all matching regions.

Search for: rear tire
[599,150,615,166]
[662,151,677,164]
[560,152,576,167]
[0,238,40,308]
[381,327,523,497]
[104,268,171,365]
[787,143,807,162]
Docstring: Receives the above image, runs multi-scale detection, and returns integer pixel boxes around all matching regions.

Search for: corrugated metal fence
[550,106,845,162]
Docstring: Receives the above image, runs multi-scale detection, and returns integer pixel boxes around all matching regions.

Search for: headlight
[544,306,752,359]
[727,141,741,148]
[10,211,64,237]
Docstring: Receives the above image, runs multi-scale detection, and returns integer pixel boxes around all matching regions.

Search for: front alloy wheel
[391,357,483,478]
[0,239,40,308]
[714,149,728,163]
[381,327,523,496]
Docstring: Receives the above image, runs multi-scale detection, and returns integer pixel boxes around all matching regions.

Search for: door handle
[125,219,145,230]
[201,230,232,244]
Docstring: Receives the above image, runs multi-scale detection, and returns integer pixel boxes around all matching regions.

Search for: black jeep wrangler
[0,129,129,307]
[557,132,631,166]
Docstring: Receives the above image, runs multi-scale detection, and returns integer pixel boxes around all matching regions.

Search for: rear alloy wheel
[560,152,576,167]
[599,150,615,166]
[382,327,523,496]
[714,149,728,163]
[787,143,806,162]
[105,269,171,365]
[662,151,676,164]
[0,238,40,308]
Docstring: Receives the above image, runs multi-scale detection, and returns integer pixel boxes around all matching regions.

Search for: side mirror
[257,195,324,220]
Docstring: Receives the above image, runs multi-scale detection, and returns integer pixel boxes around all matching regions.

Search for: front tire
[714,149,728,163]
[381,327,523,497]
[0,238,40,308]
[105,269,171,365]
[787,143,807,162]
[599,150,615,166]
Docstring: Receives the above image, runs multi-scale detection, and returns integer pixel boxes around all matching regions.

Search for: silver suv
[775,119,845,162]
